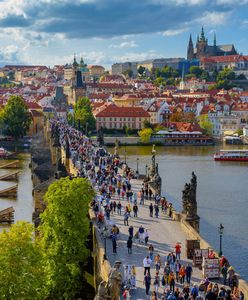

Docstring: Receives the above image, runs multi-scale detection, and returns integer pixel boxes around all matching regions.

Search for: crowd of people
[51,119,245,300]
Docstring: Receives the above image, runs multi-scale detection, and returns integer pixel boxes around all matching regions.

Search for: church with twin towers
[187,26,237,60]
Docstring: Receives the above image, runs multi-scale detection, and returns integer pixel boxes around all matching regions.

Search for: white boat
[214,149,248,161]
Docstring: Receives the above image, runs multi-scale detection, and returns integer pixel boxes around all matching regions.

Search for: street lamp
[124,143,127,164]
[218,223,224,257]
[145,164,148,178]
[136,157,139,176]
[103,226,108,260]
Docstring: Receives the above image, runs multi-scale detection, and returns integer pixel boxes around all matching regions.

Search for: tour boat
[214,150,248,161]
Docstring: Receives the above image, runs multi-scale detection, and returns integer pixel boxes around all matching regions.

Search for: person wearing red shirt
[175,242,181,260]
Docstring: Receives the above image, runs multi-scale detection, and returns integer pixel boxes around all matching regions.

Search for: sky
[0,0,247,69]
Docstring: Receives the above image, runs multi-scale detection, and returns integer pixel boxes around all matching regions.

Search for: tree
[189,66,203,78]
[138,128,153,143]
[39,177,95,299]
[74,97,96,132]
[0,221,46,299]
[138,66,146,76]
[235,128,243,136]
[217,68,236,81]
[0,95,31,139]
[143,119,154,129]
[154,76,166,87]
[198,114,213,136]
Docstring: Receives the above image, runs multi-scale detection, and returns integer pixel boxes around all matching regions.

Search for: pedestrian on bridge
[149,203,154,217]
[143,256,152,276]
[143,271,151,296]
[127,236,133,254]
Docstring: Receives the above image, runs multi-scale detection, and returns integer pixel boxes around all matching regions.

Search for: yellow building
[113,94,142,107]
[88,65,105,79]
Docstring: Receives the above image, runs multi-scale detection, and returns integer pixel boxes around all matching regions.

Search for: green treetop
[0,221,46,299]
[0,95,31,139]
[39,177,95,299]
[198,114,213,136]
[74,97,96,132]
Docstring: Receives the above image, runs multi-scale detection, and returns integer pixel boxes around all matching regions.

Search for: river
[0,153,33,229]
[113,144,248,282]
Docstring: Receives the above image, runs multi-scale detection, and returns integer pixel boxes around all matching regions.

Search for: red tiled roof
[95,104,150,118]
[169,122,202,132]
[201,55,248,63]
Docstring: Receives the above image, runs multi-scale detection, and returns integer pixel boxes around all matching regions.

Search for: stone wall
[89,210,111,288]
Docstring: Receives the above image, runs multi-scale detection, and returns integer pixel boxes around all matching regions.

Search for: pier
[0,171,19,181]
[0,160,20,169]
[0,184,18,198]
[0,207,15,224]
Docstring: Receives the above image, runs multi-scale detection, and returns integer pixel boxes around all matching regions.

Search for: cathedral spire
[187,33,194,60]
[214,33,216,47]
[72,53,78,68]
[200,26,205,41]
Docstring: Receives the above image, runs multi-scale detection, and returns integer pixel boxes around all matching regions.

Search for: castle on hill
[187,27,237,60]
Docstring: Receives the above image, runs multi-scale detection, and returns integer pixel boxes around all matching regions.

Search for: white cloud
[112,50,163,63]
[198,11,230,26]
[162,28,188,36]
[152,0,206,5]
[109,40,138,49]
[216,0,248,5]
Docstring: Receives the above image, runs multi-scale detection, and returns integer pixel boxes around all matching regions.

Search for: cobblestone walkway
[96,177,204,300]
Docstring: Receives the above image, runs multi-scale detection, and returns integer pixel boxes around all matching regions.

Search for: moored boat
[214,149,248,161]
[0,148,16,159]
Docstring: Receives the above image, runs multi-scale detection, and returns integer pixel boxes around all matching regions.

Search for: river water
[114,144,248,282]
[0,153,33,229]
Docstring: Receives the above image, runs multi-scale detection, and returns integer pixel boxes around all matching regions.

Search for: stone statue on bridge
[94,261,122,300]
[181,172,200,231]
[97,128,104,147]
[147,145,162,195]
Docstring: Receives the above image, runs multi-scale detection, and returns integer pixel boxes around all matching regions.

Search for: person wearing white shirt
[143,256,152,275]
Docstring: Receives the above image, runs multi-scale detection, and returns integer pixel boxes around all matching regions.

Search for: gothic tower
[187,33,194,60]
[196,26,208,58]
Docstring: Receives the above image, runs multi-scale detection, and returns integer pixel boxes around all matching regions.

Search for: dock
[0,160,20,169]
[0,185,18,198]
[0,206,15,224]
[0,171,19,181]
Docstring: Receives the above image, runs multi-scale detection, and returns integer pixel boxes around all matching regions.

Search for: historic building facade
[187,27,237,60]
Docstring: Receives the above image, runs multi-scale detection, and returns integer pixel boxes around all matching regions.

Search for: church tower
[196,26,208,58]
[187,33,194,60]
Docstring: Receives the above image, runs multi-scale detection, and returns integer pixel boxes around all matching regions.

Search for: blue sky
[0,0,247,69]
